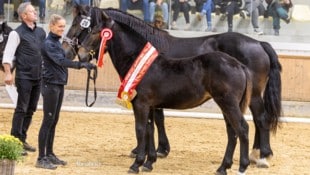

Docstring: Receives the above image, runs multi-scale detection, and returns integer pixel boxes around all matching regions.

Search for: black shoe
[47,154,67,166]
[35,157,57,170]
[21,150,28,156]
[284,17,290,24]
[274,29,279,36]
[240,10,249,19]
[23,142,36,152]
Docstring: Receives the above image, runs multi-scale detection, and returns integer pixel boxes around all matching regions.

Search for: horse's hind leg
[154,108,170,157]
[249,96,273,168]
[216,105,249,175]
[216,116,238,175]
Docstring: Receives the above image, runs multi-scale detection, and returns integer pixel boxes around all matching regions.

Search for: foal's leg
[142,114,157,171]
[216,116,238,175]
[216,102,250,175]
[130,108,170,158]
[129,107,150,173]
[154,108,170,157]
[249,95,273,168]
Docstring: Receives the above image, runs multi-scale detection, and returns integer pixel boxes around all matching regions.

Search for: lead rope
[85,28,113,107]
[85,64,97,107]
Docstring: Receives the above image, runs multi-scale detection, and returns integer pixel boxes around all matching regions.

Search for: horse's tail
[240,66,252,115]
[261,41,282,132]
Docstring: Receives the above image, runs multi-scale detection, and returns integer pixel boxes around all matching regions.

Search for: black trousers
[11,78,41,143]
[38,82,64,158]
[172,1,190,23]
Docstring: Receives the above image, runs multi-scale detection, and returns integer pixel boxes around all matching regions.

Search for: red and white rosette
[97,28,113,68]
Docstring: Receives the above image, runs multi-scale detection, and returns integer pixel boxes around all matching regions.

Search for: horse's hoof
[128,168,139,174]
[157,151,168,158]
[142,166,153,172]
[215,170,227,175]
[256,158,270,168]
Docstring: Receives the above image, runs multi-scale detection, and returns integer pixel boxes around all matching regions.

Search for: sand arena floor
[0,108,309,175]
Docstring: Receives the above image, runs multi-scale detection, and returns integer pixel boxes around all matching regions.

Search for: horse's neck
[105,9,170,51]
[107,32,145,78]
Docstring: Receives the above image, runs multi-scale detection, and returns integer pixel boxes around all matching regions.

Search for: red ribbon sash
[116,42,159,109]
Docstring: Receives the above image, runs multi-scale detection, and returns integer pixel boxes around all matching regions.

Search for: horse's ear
[101,11,114,28]
[102,11,110,20]
[73,4,84,17]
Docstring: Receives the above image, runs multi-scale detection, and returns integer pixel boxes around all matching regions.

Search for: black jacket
[15,22,46,80]
[41,32,81,85]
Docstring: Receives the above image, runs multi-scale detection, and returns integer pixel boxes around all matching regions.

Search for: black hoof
[215,169,227,175]
[157,151,168,158]
[142,161,153,172]
[128,167,139,174]
[130,148,138,158]
[142,166,153,172]
[156,149,169,158]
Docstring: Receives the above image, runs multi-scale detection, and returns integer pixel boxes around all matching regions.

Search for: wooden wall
[278,55,310,101]
[1,54,310,102]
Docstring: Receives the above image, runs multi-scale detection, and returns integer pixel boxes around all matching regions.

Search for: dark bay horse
[0,21,13,71]
[62,6,282,168]
[77,15,253,174]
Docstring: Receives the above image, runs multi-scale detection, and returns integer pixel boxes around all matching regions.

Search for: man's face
[22,5,38,22]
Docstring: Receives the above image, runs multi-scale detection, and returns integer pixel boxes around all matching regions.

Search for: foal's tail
[240,66,252,115]
[261,42,282,132]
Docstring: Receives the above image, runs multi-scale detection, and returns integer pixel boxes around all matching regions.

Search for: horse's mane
[93,7,170,51]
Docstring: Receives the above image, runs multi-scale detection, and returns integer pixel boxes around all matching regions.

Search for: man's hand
[4,73,13,85]
[3,63,13,85]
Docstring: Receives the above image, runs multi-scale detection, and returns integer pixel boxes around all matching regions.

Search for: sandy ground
[0,108,310,175]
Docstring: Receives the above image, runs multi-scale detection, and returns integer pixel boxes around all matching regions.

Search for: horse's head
[0,21,13,72]
[62,5,92,60]
[77,11,114,63]
[62,5,112,61]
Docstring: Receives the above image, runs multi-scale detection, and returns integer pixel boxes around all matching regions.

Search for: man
[2,2,46,156]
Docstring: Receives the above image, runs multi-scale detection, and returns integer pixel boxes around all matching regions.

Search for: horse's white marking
[256,158,270,168]
[237,171,246,175]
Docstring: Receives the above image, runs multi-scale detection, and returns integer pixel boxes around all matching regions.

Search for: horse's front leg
[142,111,157,172]
[129,106,150,173]
[130,108,170,158]
[154,108,170,157]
